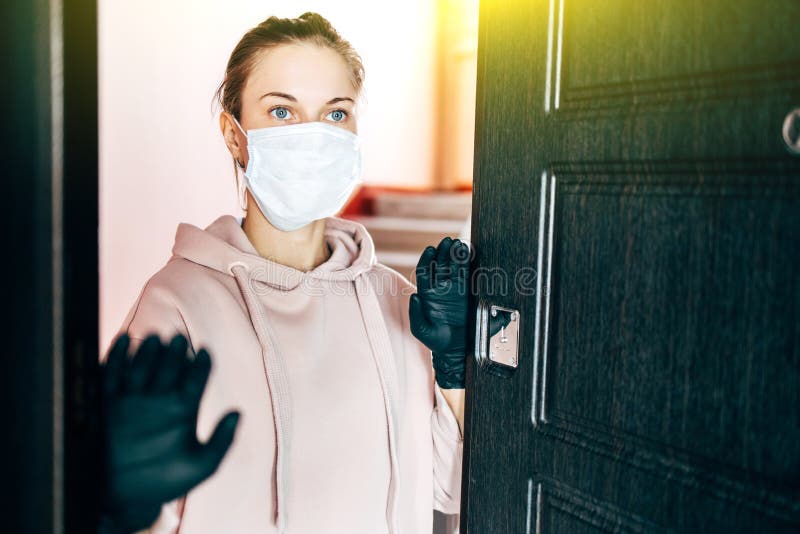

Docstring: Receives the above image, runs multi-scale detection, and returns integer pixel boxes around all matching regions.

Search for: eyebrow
[259,91,355,105]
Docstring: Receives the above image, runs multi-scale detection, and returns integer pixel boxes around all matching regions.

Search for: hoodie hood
[170,215,402,534]
[172,215,378,290]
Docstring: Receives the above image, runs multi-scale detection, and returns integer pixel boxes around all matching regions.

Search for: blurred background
[100,0,479,354]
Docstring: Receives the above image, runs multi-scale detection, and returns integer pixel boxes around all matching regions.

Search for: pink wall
[99,1,439,353]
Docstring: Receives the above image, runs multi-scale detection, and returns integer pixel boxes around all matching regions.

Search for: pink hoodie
[114,215,463,534]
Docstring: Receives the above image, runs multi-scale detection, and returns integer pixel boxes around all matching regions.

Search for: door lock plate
[475,300,521,378]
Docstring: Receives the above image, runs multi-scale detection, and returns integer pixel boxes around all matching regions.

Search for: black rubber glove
[100,334,240,533]
[410,237,470,389]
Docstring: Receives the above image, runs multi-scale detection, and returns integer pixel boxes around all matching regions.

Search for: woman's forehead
[244,43,356,103]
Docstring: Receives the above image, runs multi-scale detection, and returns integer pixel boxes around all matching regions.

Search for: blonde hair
[215,12,365,121]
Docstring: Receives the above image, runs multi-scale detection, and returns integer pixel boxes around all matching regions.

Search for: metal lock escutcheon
[474,299,521,379]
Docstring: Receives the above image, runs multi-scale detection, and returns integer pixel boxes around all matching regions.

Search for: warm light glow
[436,0,480,188]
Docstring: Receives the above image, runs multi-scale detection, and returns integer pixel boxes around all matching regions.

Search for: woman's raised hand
[100,334,240,532]
[409,237,470,390]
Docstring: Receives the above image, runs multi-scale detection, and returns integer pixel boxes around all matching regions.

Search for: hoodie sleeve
[103,274,193,534]
[396,269,465,517]
[117,271,196,352]
[431,374,465,515]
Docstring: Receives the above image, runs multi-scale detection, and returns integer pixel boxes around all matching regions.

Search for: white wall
[99,1,439,353]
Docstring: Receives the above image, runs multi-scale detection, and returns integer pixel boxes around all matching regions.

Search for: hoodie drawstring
[230,263,401,534]
[354,274,402,534]
[231,264,292,533]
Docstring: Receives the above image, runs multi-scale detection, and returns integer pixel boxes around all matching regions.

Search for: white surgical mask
[233,118,363,231]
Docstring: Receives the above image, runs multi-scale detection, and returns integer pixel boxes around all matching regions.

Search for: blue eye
[270,106,292,120]
[326,109,347,122]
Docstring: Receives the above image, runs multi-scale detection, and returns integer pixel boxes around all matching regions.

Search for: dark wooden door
[462,1,800,532]
[1,0,99,532]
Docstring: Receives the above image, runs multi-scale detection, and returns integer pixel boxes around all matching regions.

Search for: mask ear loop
[231,115,249,212]
[236,166,248,212]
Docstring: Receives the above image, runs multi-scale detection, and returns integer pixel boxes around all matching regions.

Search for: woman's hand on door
[410,237,470,390]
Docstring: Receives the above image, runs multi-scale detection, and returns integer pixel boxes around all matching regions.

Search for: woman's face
[221,42,359,167]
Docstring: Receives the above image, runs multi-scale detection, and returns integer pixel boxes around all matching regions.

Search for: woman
[102,12,468,534]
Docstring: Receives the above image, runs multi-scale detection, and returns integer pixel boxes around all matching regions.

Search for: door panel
[463,0,800,532]
[563,0,800,97]
[547,167,799,481]
[538,166,799,528]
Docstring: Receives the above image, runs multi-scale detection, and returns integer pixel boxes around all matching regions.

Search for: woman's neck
[241,194,330,272]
